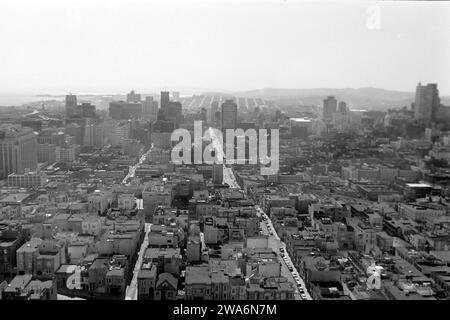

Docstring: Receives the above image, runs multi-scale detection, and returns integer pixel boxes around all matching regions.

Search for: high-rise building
[161,91,171,110]
[214,111,221,128]
[151,132,173,150]
[109,101,143,120]
[127,90,142,103]
[212,164,223,184]
[7,171,46,188]
[0,127,38,178]
[55,146,77,163]
[65,94,78,118]
[414,82,440,123]
[83,118,103,147]
[65,123,84,145]
[37,128,65,147]
[104,121,130,147]
[79,103,96,118]
[210,101,219,123]
[221,99,238,130]
[338,101,347,114]
[166,102,183,128]
[143,96,158,117]
[37,143,57,164]
[323,96,337,121]
[172,92,180,101]
[200,108,207,123]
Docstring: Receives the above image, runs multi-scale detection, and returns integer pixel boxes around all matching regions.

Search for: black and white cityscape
[0,0,450,304]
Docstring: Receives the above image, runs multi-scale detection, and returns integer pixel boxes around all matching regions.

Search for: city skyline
[0,0,449,95]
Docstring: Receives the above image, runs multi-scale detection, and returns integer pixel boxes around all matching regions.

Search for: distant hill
[232,87,450,110]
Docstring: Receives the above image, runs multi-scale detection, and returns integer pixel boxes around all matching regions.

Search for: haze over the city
[0,0,449,95]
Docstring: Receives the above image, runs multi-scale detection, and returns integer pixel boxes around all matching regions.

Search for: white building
[7,171,46,188]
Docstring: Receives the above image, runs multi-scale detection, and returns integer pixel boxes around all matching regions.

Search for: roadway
[204,136,309,300]
[255,205,313,301]
[122,144,154,185]
[205,127,240,189]
[123,144,155,300]
[125,222,152,300]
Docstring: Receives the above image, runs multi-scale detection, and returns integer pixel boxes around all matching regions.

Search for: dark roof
[156,272,177,290]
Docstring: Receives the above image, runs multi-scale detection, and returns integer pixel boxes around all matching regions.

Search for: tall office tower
[83,118,103,147]
[65,94,78,118]
[104,120,131,147]
[83,121,95,147]
[143,96,158,115]
[338,101,347,114]
[172,91,180,101]
[414,82,440,123]
[323,96,337,121]
[38,143,57,163]
[166,101,183,128]
[160,91,171,110]
[126,90,142,103]
[214,110,221,128]
[200,108,207,123]
[212,163,223,184]
[109,101,143,120]
[0,127,38,178]
[221,99,238,130]
[65,123,84,145]
[80,103,96,118]
[37,128,66,147]
[210,101,219,123]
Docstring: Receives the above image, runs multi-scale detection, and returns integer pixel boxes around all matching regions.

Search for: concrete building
[323,96,337,121]
[160,91,170,110]
[109,101,143,120]
[7,171,46,188]
[210,101,219,123]
[414,82,440,123]
[37,143,57,164]
[55,145,77,163]
[0,127,38,178]
[221,100,238,130]
[127,90,142,103]
[212,163,223,184]
[142,182,174,219]
[65,94,78,118]
[338,101,348,114]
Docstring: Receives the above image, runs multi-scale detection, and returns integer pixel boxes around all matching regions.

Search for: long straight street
[206,130,311,300]
[123,145,155,300]
[125,222,152,300]
[122,144,154,185]
[256,205,313,300]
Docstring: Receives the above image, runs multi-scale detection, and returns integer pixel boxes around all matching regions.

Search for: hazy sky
[0,0,449,95]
